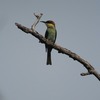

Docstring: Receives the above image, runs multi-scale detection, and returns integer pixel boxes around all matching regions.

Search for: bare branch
[31,13,43,31]
[81,72,91,76]
[15,14,100,81]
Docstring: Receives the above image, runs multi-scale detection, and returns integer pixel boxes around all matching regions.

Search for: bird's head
[41,20,55,28]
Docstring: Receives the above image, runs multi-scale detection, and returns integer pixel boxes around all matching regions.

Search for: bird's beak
[40,21,46,23]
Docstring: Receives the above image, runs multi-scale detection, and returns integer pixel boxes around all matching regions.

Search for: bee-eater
[41,20,57,65]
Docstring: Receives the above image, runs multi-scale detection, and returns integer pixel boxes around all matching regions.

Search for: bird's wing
[45,30,48,39]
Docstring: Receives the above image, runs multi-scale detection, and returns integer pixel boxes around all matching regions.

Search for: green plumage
[41,20,57,65]
[45,27,57,65]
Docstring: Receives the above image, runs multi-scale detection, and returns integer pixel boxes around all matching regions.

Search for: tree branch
[15,14,100,81]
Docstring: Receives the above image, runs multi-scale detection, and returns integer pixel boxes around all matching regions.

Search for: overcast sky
[0,0,100,100]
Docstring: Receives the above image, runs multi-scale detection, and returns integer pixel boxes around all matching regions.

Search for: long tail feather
[47,50,52,65]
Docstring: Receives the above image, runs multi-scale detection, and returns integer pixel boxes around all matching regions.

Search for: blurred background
[0,0,100,100]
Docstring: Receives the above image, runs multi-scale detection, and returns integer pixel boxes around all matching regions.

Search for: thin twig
[31,13,43,31]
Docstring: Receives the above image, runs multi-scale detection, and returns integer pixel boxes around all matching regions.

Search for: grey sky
[0,0,100,100]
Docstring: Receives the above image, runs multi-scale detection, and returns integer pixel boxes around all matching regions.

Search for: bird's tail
[47,50,52,65]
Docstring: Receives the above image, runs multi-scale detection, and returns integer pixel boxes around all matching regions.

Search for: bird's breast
[46,28,56,42]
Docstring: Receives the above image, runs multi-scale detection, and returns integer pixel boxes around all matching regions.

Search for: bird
[41,20,57,65]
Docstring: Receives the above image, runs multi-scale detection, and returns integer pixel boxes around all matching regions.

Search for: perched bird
[41,20,57,65]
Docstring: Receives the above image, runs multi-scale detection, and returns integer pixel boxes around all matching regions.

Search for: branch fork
[31,13,43,31]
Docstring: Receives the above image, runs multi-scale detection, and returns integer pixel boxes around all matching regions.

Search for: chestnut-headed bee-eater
[41,20,57,65]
